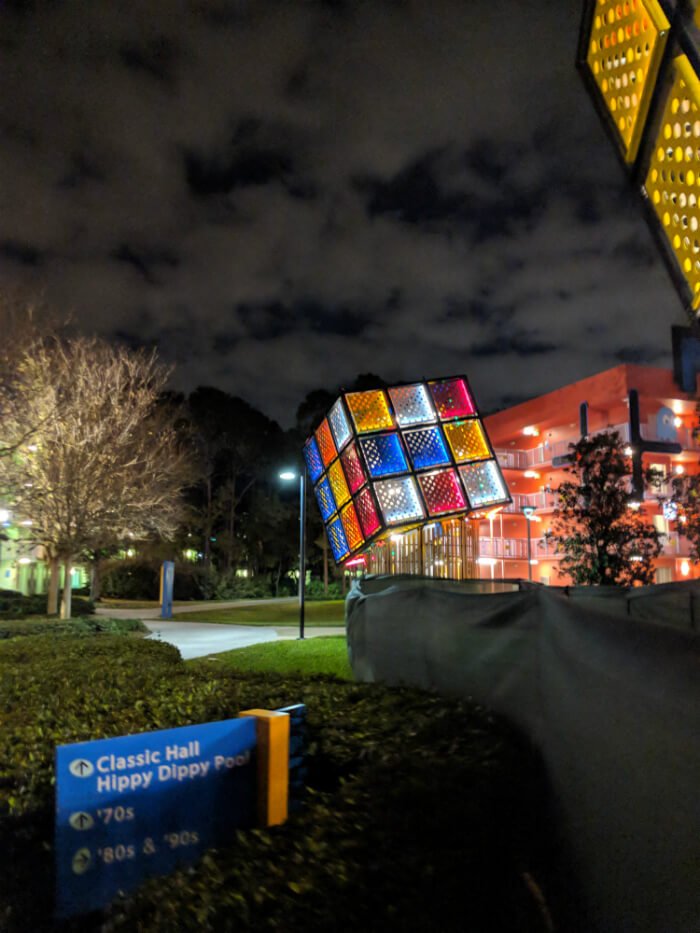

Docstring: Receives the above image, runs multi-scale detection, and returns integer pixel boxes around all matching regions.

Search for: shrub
[305,578,343,600]
[0,636,552,933]
[100,560,209,601]
[0,616,147,640]
[0,593,94,619]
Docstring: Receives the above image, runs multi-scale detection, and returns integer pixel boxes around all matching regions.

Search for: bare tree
[0,337,192,618]
[0,295,63,458]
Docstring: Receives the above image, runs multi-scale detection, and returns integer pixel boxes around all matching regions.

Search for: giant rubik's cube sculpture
[303,377,510,564]
[578,0,700,316]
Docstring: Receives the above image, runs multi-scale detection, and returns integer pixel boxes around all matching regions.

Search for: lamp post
[522,505,536,582]
[279,469,306,640]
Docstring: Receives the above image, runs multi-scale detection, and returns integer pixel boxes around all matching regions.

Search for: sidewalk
[97,600,345,660]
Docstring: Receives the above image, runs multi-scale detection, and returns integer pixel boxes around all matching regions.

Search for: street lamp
[279,469,306,639]
[522,505,536,582]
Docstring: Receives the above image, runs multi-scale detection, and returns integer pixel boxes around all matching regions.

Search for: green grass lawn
[192,635,352,680]
[171,599,345,626]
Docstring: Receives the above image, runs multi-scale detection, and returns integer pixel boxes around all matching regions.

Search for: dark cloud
[0,0,686,425]
[472,333,558,358]
[111,244,179,284]
[119,38,179,85]
[0,240,46,266]
[237,300,371,340]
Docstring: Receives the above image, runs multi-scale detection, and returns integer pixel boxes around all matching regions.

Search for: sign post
[160,560,174,619]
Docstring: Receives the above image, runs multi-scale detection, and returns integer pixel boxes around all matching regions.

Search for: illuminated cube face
[304,377,510,562]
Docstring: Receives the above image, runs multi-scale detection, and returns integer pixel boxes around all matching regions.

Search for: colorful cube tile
[328,398,352,451]
[314,476,336,522]
[340,440,367,494]
[359,433,408,478]
[429,377,475,420]
[402,425,451,470]
[459,460,509,508]
[443,419,490,463]
[328,458,351,509]
[303,436,324,484]
[417,469,467,516]
[354,486,382,538]
[388,383,436,426]
[374,476,425,525]
[327,515,349,562]
[315,418,337,467]
[340,501,364,552]
[345,389,394,433]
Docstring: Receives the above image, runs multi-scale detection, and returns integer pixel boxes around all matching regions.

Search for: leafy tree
[547,431,662,586]
[185,387,283,570]
[0,337,193,618]
[670,472,700,562]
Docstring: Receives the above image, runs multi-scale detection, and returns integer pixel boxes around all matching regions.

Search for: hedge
[0,617,147,640]
[0,593,95,619]
[0,636,553,933]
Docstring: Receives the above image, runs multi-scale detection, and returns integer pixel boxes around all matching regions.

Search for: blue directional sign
[55,717,257,918]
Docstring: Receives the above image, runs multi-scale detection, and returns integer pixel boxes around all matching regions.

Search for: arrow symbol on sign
[69,811,94,831]
[71,848,92,875]
[69,759,94,778]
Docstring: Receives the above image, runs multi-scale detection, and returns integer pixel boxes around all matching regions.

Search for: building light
[390,534,403,542]
[529,559,539,565]
[345,556,366,568]
[523,470,540,479]
[522,426,539,436]
[674,416,683,428]
[476,557,497,566]
[624,446,634,457]
[628,500,641,510]
[630,555,643,562]
[681,560,690,577]
[675,464,685,475]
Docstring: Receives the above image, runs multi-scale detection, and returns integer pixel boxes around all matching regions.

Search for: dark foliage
[547,431,662,585]
[0,636,552,933]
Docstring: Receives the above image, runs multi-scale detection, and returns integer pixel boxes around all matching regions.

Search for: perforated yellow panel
[443,420,491,463]
[328,458,351,509]
[645,55,700,308]
[344,390,394,434]
[586,0,669,162]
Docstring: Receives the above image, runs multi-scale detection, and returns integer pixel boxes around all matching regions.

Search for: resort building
[478,363,699,586]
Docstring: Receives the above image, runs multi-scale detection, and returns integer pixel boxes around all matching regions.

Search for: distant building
[479,364,698,585]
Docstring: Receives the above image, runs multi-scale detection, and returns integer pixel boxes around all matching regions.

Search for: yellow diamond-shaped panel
[586,0,669,162]
[328,458,351,509]
[344,390,394,434]
[645,55,700,309]
[443,420,491,463]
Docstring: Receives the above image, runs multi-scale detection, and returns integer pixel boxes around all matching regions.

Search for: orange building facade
[480,364,699,585]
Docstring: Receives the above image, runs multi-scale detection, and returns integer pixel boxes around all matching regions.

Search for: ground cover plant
[194,635,353,680]
[170,598,345,626]
[0,634,553,932]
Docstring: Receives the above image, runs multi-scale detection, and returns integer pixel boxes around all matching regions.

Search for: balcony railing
[503,491,560,513]
[479,533,692,559]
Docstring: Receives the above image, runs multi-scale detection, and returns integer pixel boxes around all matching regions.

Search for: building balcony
[479,533,693,560]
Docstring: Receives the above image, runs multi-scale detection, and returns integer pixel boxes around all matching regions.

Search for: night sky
[0,0,688,425]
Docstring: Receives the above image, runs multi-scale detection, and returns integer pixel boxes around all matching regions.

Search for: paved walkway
[96,600,345,660]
